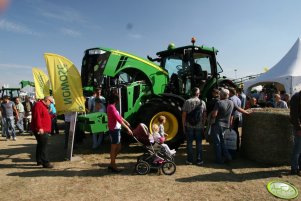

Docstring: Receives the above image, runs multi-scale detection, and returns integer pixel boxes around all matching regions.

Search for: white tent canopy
[244,37,301,96]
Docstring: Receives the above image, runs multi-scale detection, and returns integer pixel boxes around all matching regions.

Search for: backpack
[186,102,202,126]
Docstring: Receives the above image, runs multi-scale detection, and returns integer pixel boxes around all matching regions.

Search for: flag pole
[66,112,77,161]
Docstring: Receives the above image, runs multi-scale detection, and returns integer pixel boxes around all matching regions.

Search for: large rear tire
[136,99,184,149]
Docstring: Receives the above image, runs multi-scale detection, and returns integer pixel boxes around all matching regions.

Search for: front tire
[136,99,184,149]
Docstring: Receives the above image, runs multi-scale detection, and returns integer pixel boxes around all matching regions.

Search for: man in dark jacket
[290,91,301,176]
[31,96,53,168]
[211,88,234,164]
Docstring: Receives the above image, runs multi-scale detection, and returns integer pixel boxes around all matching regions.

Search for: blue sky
[1,0,301,87]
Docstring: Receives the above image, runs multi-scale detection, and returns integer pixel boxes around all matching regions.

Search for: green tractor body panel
[79,40,236,148]
[105,50,168,95]
[77,112,108,133]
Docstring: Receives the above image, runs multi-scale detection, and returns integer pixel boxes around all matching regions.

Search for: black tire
[161,161,176,175]
[135,99,184,149]
[135,161,150,175]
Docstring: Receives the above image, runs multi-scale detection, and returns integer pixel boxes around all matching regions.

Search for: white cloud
[43,10,85,23]
[0,19,38,35]
[60,28,81,37]
[26,0,86,23]
[128,33,142,39]
[0,63,33,69]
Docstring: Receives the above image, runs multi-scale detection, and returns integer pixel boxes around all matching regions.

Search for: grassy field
[0,131,300,201]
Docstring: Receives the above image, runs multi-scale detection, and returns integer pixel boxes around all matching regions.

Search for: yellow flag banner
[32,67,50,99]
[44,53,86,114]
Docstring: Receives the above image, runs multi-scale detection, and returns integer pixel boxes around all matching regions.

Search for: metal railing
[232,73,262,86]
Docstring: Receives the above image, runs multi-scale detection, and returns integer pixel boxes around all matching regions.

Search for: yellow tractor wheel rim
[149,111,178,141]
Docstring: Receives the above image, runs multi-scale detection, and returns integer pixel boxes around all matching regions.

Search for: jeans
[34,132,49,164]
[212,124,232,163]
[92,133,104,148]
[4,116,16,139]
[232,116,240,151]
[16,112,24,132]
[291,131,301,171]
[1,117,5,136]
[186,126,203,163]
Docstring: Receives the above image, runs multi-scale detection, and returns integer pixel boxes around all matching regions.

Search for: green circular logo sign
[267,181,298,199]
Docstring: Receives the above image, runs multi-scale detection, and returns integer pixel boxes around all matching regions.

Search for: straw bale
[241,108,294,165]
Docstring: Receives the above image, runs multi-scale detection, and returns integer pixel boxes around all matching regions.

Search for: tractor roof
[156,45,218,58]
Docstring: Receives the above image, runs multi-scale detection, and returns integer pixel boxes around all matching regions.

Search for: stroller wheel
[135,161,150,175]
[161,161,176,175]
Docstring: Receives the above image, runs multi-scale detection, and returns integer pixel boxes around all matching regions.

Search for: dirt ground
[1,127,300,201]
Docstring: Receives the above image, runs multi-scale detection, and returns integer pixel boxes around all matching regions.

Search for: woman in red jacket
[107,93,132,173]
[31,96,53,168]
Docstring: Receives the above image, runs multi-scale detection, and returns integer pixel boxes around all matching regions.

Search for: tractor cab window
[195,57,211,74]
[81,49,110,88]
[164,57,182,77]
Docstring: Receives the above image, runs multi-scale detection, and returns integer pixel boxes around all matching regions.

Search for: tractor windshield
[159,47,217,96]
[81,49,111,88]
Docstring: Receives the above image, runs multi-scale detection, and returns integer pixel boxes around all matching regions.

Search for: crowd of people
[182,87,250,165]
[0,95,34,140]
[245,88,290,109]
[181,85,293,166]
[0,85,298,174]
[0,95,58,168]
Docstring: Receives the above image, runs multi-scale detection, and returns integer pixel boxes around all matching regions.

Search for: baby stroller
[132,123,176,175]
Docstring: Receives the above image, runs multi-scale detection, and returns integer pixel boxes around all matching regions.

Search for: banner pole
[66,112,77,161]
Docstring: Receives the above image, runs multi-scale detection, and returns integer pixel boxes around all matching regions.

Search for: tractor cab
[153,38,223,99]
[0,87,21,100]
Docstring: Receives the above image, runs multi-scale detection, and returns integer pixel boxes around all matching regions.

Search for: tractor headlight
[88,49,106,55]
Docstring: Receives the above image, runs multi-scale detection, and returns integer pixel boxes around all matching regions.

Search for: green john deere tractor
[0,87,21,99]
[80,38,235,148]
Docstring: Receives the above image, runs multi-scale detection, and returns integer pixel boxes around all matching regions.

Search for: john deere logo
[267,181,298,199]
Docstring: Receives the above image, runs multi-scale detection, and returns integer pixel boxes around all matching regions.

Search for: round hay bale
[241,108,294,165]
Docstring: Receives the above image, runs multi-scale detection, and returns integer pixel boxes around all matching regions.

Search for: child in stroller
[133,123,176,175]
[150,124,176,157]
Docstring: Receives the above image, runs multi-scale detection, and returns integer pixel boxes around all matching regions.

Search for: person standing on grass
[237,88,247,109]
[182,87,206,166]
[22,96,33,132]
[0,95,19,140]
[31,96,54,168]
[211,88,234,164]
[89,87,106,113]
[49,101,59,135]
[229,87,250,151]
[91,97,106,149]
[15,97,25,134]
[0,97,5,137]
[107,93,132,173]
